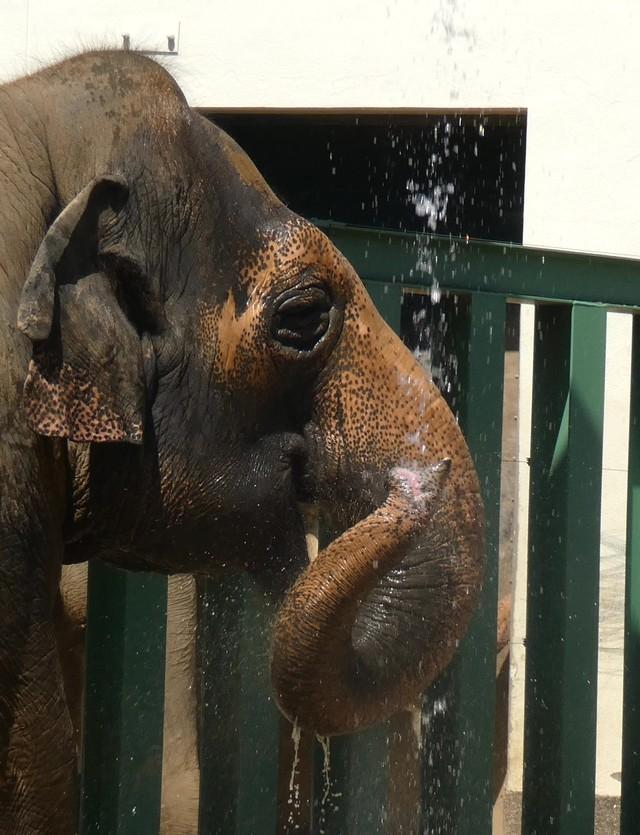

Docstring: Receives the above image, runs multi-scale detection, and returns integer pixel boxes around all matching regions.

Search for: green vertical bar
[313,280,401,834]
[80,560,167,834]
[621,314,640,834]
[522,304,606,835]
[457,292,506,831]
[197,575,244,834]
[198,574,281,835]
[421,292,506,834]
[236,581,281,833]
[313,731,390,835]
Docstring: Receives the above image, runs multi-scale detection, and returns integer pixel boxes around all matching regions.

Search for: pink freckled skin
[388,459,452,516]
[391,467,425,502]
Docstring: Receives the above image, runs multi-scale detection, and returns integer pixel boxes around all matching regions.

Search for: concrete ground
[503,792,621,835]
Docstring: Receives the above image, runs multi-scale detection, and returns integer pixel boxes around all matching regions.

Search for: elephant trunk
[271,276,484,735]
[271,462,453,734]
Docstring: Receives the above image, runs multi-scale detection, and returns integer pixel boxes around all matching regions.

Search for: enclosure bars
[522,304,606,834]
[325,224,639,835]
[80,565,167,834]
[410,289,506,835]
[621,315,640,833]
[79,223,640,835]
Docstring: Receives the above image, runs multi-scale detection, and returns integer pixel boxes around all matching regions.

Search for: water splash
[316,734,331,834]
[288,719,302,796]
[431,0,476,46]
[407,180,455,232]
[411,707,424,750]
[317,734,331,804]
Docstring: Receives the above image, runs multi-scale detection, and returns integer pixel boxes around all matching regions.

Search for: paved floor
[503,792,621,835]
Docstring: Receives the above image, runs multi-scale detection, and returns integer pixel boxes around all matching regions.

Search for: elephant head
[16,51,483,738]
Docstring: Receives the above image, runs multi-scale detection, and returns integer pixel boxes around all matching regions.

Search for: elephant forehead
[238,218,347,290]
[216,130,279,204]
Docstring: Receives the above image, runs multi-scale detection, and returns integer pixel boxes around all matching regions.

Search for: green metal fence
[79,222,640,834]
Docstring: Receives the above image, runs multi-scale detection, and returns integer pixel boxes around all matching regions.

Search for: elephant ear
[17,175,146,444]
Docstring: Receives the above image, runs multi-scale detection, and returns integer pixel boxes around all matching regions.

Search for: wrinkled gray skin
[0,50,483,833]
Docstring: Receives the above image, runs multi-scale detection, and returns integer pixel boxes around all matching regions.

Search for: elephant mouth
[288,431,318,505]
[291,430,321,561]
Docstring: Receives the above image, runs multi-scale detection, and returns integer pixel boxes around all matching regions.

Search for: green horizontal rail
[317,220,640,310]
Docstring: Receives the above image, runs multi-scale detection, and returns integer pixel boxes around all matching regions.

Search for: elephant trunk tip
[388,457,452,516]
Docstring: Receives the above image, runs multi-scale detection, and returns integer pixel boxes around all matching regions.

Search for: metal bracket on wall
[121,23,180,56]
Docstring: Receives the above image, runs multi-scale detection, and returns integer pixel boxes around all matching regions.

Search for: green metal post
[422,291,506,835]
[198,574,281,835]
[197,575,244,834]
[313,731,391,835]
[80,561,168,834]
[522,304,606,835]
[313,280,402,835]
[418,290,471,835]
[621,314,640,834]
[235,581,282,833]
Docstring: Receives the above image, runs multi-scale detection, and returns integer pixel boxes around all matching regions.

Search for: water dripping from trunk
[286,719,302,827]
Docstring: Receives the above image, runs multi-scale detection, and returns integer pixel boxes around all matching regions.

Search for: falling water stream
[286,720,302,829]
[316,734,333,835]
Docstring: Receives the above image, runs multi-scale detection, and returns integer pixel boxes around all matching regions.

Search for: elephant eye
[271,285,332,352]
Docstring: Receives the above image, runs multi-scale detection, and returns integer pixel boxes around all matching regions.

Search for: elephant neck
[0,78,56,300]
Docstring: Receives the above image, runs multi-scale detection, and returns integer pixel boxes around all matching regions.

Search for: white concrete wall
[3,0,640,257]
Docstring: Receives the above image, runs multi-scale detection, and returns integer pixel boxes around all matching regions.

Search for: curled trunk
[271,274,484,735]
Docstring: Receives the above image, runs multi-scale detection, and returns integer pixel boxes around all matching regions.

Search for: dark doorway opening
[205,111,526,243]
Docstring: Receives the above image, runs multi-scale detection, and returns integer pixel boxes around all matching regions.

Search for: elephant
[0,49,484,833]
